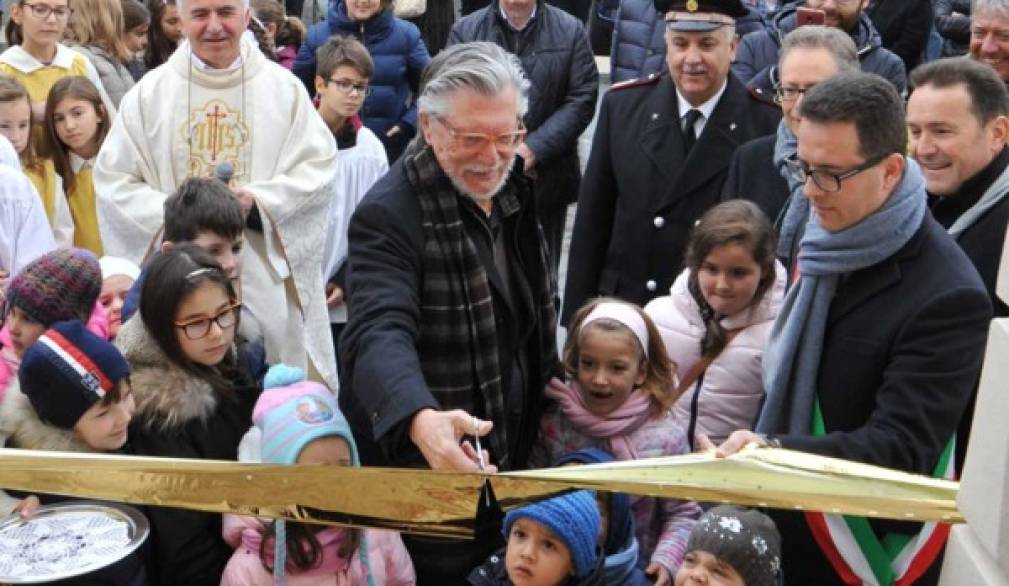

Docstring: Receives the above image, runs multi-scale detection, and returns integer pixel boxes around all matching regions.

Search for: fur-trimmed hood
[114,315,218,431]
[0,379,93,452]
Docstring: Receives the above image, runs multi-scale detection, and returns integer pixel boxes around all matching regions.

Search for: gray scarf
[772,121,807,259]
[948,158,1009,239]
[756,158,928,434]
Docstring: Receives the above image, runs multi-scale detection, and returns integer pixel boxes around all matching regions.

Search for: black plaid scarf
[404,144,518,468]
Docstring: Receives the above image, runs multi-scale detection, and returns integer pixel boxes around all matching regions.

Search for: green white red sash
[805,401,954,585]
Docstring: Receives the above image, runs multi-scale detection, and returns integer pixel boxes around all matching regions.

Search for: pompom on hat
[6,249,102,327]
[19,320,130,429]
[504,490,601,578]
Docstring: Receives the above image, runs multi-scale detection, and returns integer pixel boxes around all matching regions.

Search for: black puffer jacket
[732,5,907,102]
[448,0,599,209]
[935,0,971,57]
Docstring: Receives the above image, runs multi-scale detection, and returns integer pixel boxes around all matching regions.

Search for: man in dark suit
[907,57,1009,474]
[706,72,992,585]
[562,0,780,323]
[722,24,859,227]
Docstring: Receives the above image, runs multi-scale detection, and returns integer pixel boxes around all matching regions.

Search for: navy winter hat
[504,491,601,578]
[19,320,130,429]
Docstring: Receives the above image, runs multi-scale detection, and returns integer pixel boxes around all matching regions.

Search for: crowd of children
[0,0,795,580]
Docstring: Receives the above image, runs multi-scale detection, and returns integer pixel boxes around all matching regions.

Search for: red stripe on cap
[44,330,113,394]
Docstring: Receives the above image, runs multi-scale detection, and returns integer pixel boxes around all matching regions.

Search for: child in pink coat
[220,365,415,586]
[529,299,701,585]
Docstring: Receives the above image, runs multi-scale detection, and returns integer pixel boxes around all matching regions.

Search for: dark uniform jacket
[772,214,992,584]
[562,72,780,323]
[720,133,791,224]
[866,0,934,72]
[447,0,599,210]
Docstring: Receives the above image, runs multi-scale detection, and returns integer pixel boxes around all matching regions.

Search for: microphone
[214,161,235,185]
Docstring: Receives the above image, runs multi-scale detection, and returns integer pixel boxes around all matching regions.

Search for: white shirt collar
[675,79,729,131]
[69,152,94,174]
[500,3,537,30]
[0,44,79,74]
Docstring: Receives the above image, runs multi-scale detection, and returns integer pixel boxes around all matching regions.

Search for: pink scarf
[241,523,357,577]
[544,377,655,460]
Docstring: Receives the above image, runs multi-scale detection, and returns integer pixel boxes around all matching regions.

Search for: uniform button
[653,216,665,228]
[646,280,657,291]
[647,49,654,55]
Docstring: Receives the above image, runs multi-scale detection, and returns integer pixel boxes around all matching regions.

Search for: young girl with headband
[529,298,700,586]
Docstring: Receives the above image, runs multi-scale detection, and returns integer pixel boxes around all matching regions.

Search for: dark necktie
[682,108,703,153]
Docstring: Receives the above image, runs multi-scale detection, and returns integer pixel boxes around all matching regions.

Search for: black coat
[562,73,780,323]
[773,214,992,584]
[934,0,971,56]
[720,133,791,224]
[447,1,599,210]
[866,0,934,72]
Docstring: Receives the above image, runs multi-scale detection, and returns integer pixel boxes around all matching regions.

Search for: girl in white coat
[645,200,785,448]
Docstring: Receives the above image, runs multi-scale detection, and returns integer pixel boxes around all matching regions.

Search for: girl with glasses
[115,243,262,586]
[0,0,114,129]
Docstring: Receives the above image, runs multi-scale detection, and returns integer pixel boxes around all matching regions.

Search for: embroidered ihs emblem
[184,99,249,180]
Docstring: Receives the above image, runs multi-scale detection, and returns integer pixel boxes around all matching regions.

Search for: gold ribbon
[0,446,961,537]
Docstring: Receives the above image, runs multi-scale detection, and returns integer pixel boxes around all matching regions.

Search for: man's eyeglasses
[21,2,72,19]
[434,117,526,154]
[327,78,371,97]
[786,154,888,192]
[174,302,241,340]
[773,85,813,104]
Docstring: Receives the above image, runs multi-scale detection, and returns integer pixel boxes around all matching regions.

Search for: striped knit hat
[6,249,102,327]
[19,320,130,429]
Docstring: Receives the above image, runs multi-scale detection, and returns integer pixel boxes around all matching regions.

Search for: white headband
[582,302,650,358]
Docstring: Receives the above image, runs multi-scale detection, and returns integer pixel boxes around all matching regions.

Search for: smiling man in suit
[562,0,779,323]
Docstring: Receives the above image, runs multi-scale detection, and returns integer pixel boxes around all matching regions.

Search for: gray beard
[448,155,517,207]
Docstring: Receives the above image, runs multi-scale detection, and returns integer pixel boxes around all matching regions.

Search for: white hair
[416,41,530,118]
[974,0,1009,17]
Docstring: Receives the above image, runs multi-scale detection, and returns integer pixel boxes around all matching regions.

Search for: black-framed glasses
[21,2,72,19]
[174,302,241,340]
[773,85,813,104]
[786,154,888,193]
[327,78,371,97]
[434,116,527,154]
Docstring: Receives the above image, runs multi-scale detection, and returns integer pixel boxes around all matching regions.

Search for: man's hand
[696,431,774,458]
[325,283,344,308]
[517,142,536,174]
[13,495,40,520]
[645,562,671,586]
[408,408,497,472]
[233,187,256,218]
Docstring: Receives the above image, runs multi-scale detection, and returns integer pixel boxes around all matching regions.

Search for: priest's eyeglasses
[174,302,241,340]
[434,117,527,154]
[21,2,72,19]
[786,154,887,192]
[327,78,371,97]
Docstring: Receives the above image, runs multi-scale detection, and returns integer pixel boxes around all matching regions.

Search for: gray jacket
[70,44,134,108]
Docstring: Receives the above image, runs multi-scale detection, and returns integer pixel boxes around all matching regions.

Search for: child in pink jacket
[529,299,701,585]
[220,365,415,586]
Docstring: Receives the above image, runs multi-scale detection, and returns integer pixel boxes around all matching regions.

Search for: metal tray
[0,501,149,584]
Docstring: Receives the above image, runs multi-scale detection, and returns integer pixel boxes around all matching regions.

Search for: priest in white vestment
[93,0,340,391]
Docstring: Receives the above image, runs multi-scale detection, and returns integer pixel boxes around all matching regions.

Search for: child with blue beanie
[220,364,415,586]
[469,490,605,586]
[555,449,650,586]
